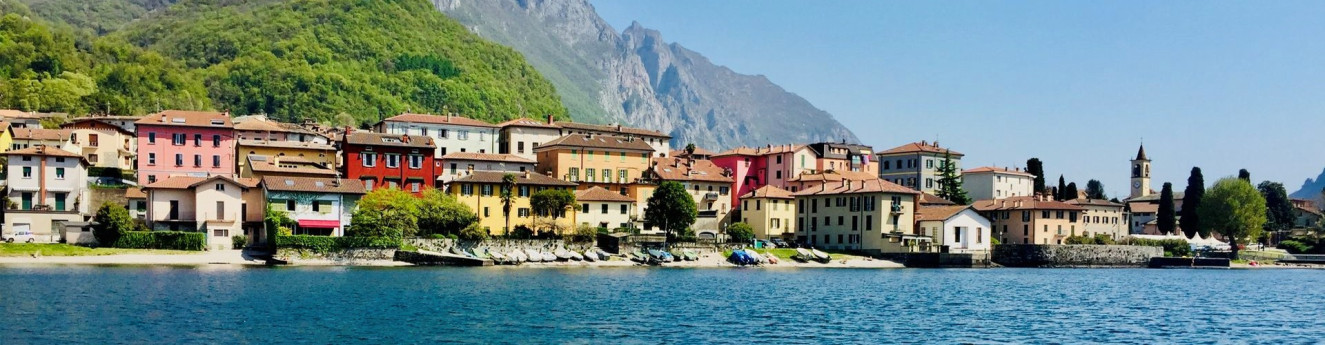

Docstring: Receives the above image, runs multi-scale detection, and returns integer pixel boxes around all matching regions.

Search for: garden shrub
[274,235,401,254]
[114,231,206,251]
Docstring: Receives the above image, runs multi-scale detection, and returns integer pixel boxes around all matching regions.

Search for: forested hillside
[1,0,567,126]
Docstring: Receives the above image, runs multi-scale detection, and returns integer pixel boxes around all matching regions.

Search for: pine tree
[1056,175,1067,201]
[1180,167,1205,238]
[1026,158,1045,194]
[1064,182,1079,201]
[1158,182,1176,235]
[935,150,970,204]
[1085,179,1107,200]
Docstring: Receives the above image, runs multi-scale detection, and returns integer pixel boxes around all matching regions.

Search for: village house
[807,142,876,175]
[974,196,1084,245]
[81,115,141,133]
[553,121,671,157]
[1,146,90,243]
[1066,198,1128,240]
[792,179,920,254]
[876,141,962,194]
[575,186,637,231]
[141,175,264,251]
[262,176,364,238]
[445,170,578,236]
[236,139,337,177]
[711,144,821,208]
[643,155,735,238]
[739,185,796,241]
[62,118,136,173]
[534,133,654,193]
[134,110,236,185]
[233,115,331,144]
[340,131,438,195]
[918,192,957,207]
[241,155,338,179]
[437,152,535,184]
[916,205,992,253]
[497,117,563,161]
[786,170,879,193]
[0,121,12,154]
[10,127,76,152]
[0,109,56,129]
[962,166,1035,201]
[125,187,147,220]
[374,113,500,158]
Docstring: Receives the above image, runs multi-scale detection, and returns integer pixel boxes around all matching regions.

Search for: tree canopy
[726,222,755,243]
[1158,182,1176,235]
[350,188,421,238]
[645,181,697,243]
[1026,158,1045,194]
[935,150,969,204]
[1085,179,1107,200]
[417,189,477,236]
[1197,177,1267,259]
[1258,181,1295,232]
[1180,167,1205,238]
[530,189,575,233]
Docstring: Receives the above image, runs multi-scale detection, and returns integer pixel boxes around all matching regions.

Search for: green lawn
[0,243,195,257]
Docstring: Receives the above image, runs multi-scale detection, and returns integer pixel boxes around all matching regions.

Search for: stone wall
[405,238,595,254]
[992,244,1162,268]
[275,248,396,265]
[90,186,128,212]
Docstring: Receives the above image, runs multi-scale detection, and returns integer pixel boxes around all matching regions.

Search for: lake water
[0,266,1322,344]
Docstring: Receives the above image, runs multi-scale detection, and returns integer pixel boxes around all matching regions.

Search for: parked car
[754,239,777,249]
[5,230,35,243]
[770,239,790,248]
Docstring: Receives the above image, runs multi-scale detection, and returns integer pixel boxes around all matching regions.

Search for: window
[852,216,859,231]
[620,204,628,214]
[866,215,873,230]
[194,155,202,167]
[363,179,375,191]
[601,204,608,214]
[481,185,494,196]
[619,170,627,183]
[411,182,421,193]
[518,186,530,197]
[148,132,156,144]
[569,168,580,181]
[194,134,202,146]
[517,142,525,153]
[776,171,782,179]
[213,134,221,147]
[776,155,783,164]
[582,203,590,214]
[362,153,377,167]
[518,208,530,218]
[458,130,469,140]
[586,168,596,182]
[409,155,423,169]
[215,201,226,220]
[620,152,626,162]
[838,216,844,226]
[1056,211,1065,219]
[925,178,934,189]
[213,155,221,168]
[88,154,99,163]
[977,228,984,243]
[756,200,762,211]
[1042,211,1050,219]
[385,154,401,168]
[603,169,611,182]
[926,159,933,169]
[148,175,157,183]
[172,133,185,145]
[215,183,226,191]
[1023,225,1028,236]
[21,166,32,178]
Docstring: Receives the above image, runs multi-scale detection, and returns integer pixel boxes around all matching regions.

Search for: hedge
[274,235,401,253]
[1126,238,1191,257]
[114,231,206,251]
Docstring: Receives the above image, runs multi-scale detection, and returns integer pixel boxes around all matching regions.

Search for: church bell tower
[1130,144,1151,199]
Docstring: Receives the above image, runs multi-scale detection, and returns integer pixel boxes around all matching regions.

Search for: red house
[341,131,438,195]
[711,148,767,209]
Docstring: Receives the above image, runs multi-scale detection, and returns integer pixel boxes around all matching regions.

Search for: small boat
[595,249,611,261]
[811,249,831,262]
[508,251,524,263]
[568,250,584,261]
[728,250,754,266]
[469,248,491,260]
[582,250,597,262]
[488,250,506,263]
[629,250,647,263]
[541,251,557,262]
[523,248,541,262]
[682,250,698,261]
[743,249,765,264]
[794,248,813,262]
[554,249,572,261]
[647,249,672,263]
[513,250,528,263]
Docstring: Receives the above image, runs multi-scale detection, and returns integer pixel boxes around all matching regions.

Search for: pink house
[135,110,236,185]
[712,148,765,208]
[712,144,818,208]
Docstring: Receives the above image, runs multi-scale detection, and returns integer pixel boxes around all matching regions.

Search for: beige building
[498,117,563,161]
[644,156,735,238]
[438,152,536,184]
[553,121,671,157]
[575,186,636,230]
[233,115,331,144]
[916,206,992,253]
[2,146,90,243]
[236,139,337,176]
[974,196,1084,245]
[739,185,796,240]
[143,176,264,250]
[1066,199,1128,240]
[792,179,920,254]
[535,133,654,189]
[63,118,136,171]
[962,166,1035,201]
[786,170,879,193]
[876,141,961,194]
[10,127,77,152]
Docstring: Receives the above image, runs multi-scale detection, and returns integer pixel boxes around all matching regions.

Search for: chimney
[401,134,410,143]
[921,140,927,147]
[547,114,554,125]
[1000,200,1006,208]
[845,179,852,190]
[934,141,940,148]
[523,170,530,179]
[332,178,341,187]
[1016,200,1023,208]
[616,124,622,132]
[447,112,453,122]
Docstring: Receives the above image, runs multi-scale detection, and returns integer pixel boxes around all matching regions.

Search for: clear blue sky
[591,0,1325,198]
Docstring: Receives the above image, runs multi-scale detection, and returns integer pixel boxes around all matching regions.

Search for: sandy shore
[476,251,906,269]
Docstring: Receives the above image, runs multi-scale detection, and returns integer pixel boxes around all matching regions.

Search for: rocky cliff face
[433,0,859,151]
[1291,168,1325,205]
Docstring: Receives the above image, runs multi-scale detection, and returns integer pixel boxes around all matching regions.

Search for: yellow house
[0,121,13,154]
[236,138,337,176]
[534,133,654,188]
[792,179,921,254]
[739,185,797,240]
[446,171,578,235]
[62,118,137,171]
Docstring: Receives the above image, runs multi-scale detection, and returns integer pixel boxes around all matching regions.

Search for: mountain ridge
[1291,167,1325,206]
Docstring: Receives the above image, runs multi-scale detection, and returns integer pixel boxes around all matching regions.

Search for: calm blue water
[0,266,1322,344]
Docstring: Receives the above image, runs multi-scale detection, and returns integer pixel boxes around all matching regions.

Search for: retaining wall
[992,244,1162,267]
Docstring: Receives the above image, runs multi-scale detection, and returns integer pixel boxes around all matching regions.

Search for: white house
[916,205,992,253]
[498,117,564,161]
[1066,199,1128,240]
[2,146,90,243]
[143,176,264,250]
[962,166,1035,201]
[374,113,499,158]
[261,176,364,237]
[574,186,636,230]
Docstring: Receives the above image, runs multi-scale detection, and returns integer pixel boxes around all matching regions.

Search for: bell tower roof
[1134,144,1149,161]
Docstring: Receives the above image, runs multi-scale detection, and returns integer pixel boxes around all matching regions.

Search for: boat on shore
[728,250,755,266]
[582,250,597,262]
[568,250,584,261]
[811,249,831,263]
[794,248,813,262]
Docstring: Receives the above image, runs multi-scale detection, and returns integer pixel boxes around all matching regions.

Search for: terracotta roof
[963,166,1035,177]
[1126,192,1184,202]
[440,152,536,164]
[789,170,878,183]
[125,187,146,199]
[62,118,134,135]
[554,121,669,138]
[143,175,259,190]
[1066,199,1124,207]
[1127,202,1159,214]
[649,157,733,183]
[0,145,82,158]
[343,131,435,149]
[497,117,560,129]
[877,141,963,156]
[1296,204,1323,217]
[11,127,69,141]
[972,196,1084,211]
[916,205,971,222]
[450,171,577,187]
[237,138,335,151]
[0,109,37,118]
[135,110,233,128]
[233,118,287,132]
[262,176,366,194]
[536,134,654,152]
[791,178,920,196]
[575,186,635,202]
[669,147,716,158]
[918,192,956,205]
[380,113,497,128]
[247,155,336,176]
[740,185,794,199]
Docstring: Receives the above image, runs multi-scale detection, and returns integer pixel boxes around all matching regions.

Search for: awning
[297,219,341,228]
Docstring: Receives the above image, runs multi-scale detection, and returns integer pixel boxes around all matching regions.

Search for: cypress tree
[1064,182,1079,201]
[1057,175,1067,201]
[1085,179,1107,200]
[1158,183,1176,235]
[1180,167,1205,238]
[1238,169,1251,182]
[1027,158,1045,195]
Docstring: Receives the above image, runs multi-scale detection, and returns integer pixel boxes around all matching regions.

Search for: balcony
[890,204,903,214]
[704,192,719,200]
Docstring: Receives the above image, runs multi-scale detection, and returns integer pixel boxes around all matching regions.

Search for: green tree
[1085,180,1107,200]
[1026,158,1045,194]
[645,181,698,245]
[1197,177,1267,260]
[264,205,294,236]
[935,150,969,204]
[726,222,755,243]
[1158,182,1176,235]
[1064,182,1079,201]
[500,173,517,234]
[1180,167,1205,238]
[92,202,134,246]
[684,143,696,156]
[1238,169,1251,182]
[351,188,420,238]
[530,189,576,234]
[1056,175,1067,201]
[458,223,487,241]
[1258,181,1295,232]
[417,189,477,236]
